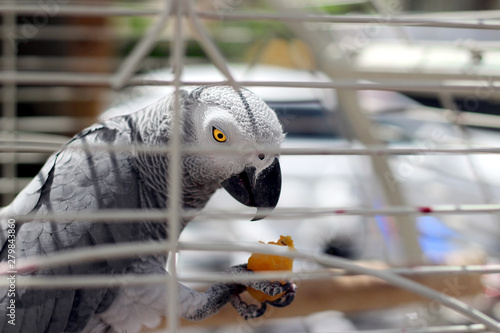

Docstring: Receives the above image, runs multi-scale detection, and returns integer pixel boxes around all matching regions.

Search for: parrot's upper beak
[221,157,281,221]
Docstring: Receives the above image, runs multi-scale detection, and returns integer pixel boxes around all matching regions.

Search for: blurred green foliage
[115,1,367,66]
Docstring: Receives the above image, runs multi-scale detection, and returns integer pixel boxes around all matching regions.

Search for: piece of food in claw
[246,235,295,302]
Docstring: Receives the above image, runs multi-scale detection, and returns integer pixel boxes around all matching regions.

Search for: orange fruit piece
[246,235,295,302]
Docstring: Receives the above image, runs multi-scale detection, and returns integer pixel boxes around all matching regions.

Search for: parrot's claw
[231,296,267,320]
[267,282,296,308]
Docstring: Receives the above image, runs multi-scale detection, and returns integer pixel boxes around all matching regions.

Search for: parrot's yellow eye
[212,127,227,143]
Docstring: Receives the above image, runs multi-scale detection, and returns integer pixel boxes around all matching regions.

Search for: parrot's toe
[224,264,290,296]
[246,280,289,297]
[231,296,267,320]
[267,282,296,308]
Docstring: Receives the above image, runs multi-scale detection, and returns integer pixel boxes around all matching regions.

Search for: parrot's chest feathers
[82,260,168,333]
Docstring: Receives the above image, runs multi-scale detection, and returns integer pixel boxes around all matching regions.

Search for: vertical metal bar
[368,0,413,43]
[110,1,171,90]
[186,0,240,91]
[2,0,17,205]
[167,0,184,331]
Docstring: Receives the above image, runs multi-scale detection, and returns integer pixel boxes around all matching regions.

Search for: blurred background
[2,1,500,332]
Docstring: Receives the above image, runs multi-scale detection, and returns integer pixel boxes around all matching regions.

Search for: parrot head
[182,85,284,220]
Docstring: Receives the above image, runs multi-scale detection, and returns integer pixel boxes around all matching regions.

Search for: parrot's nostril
[258,153,265,160]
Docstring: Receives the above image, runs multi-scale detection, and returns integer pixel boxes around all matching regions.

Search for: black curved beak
[221,158,281,221]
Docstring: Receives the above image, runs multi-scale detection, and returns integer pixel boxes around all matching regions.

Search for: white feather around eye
[202,109,245,146]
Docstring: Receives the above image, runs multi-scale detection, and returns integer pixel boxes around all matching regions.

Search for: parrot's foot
[224,264,296,319]
[229,283,296,319]
[225,264,295,297]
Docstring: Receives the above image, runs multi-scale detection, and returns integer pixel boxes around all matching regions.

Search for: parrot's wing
[0,123,157,333]
[0,124,108,221]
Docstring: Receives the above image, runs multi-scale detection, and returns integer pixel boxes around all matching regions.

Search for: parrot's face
[197,105,277,178]
[185,87,284,220]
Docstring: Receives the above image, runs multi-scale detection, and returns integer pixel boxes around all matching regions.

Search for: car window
[268,101,341,138]
[269,100,412,143]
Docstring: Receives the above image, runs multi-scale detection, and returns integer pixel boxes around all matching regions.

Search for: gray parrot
[0,86,295,332]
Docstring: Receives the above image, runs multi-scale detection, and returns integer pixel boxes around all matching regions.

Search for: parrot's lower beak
[221,157,281,221]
